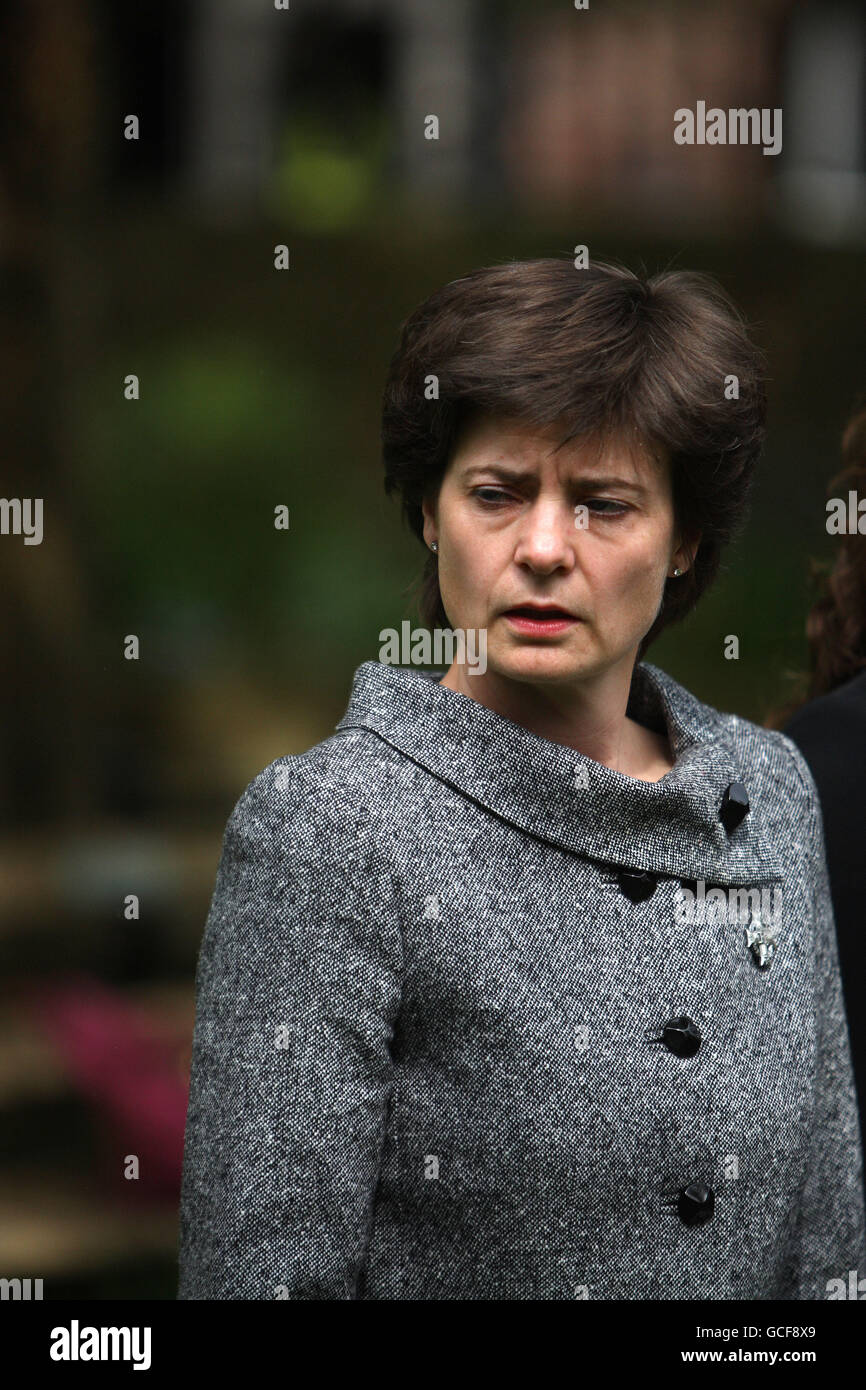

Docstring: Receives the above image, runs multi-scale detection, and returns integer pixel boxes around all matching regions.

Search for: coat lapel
[336,660,784,887]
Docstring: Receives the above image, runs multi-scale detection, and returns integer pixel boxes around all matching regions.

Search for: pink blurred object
[22,972,191,1201]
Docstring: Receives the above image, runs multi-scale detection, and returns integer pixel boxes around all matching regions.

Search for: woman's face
[422,411,692,687]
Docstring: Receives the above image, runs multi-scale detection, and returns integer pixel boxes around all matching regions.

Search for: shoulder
[197,731,406,1008]
[688,684,830,877]
[781,676,866,848]
[782,670,866,749]
[223,727,414,859]
[722,701,820,811]
[652,663,821,816]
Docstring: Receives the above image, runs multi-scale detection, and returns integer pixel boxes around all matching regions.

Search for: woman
[770,402,866,1203]
[177,257,865,1300]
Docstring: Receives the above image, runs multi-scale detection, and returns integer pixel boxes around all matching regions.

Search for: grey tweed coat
[177,658,866,1300]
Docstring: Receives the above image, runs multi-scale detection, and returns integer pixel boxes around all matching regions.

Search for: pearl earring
[430,541,438,553]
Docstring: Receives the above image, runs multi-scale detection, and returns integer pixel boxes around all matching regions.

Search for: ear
[675,527,702,573]
[421,494,437,550]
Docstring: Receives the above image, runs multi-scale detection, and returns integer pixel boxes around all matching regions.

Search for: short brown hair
[382,256,768,659]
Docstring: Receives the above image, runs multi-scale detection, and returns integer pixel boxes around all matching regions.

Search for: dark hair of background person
[765,400,866,730]
[772,400,866,1211]
[382,255,769,662]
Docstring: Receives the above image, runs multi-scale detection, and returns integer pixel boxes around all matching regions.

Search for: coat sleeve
[176,755,404,1299]
[780,736,866,1299]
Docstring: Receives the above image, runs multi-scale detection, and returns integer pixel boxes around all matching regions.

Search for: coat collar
[335,659,784,885]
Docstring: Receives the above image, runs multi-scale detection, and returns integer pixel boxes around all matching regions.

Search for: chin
[492,646,593,684]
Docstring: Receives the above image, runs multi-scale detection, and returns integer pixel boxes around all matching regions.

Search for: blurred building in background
[102,0,866,240]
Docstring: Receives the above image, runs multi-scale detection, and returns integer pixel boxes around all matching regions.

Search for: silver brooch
[744,911,780,969]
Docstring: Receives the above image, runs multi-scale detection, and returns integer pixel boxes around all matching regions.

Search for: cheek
[447,526,499,587]
[597,537,667,603]
[438,547,488,619]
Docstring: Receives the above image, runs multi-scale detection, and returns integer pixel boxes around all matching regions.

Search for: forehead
[452,410,667,480]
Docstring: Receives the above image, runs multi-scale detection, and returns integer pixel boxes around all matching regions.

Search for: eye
[585,499,629,517]
[472,486,513,506]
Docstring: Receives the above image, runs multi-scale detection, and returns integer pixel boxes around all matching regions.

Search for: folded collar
[335,660,783,885]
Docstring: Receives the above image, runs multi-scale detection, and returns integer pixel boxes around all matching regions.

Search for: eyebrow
[461,463,650,495]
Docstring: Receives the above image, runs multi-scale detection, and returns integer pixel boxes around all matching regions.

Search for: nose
[512,499,577,573]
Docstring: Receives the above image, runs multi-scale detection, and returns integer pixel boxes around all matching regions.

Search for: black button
[720,781,749,833]
[617,869,658,903]
[678,1180,715,1227]
[662,1015,701,1058]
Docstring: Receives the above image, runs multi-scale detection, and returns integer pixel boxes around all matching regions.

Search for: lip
[502,604,581,636]
[503,603,577,618]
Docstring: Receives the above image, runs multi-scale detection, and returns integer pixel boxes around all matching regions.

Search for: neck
[439,651,666,777]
